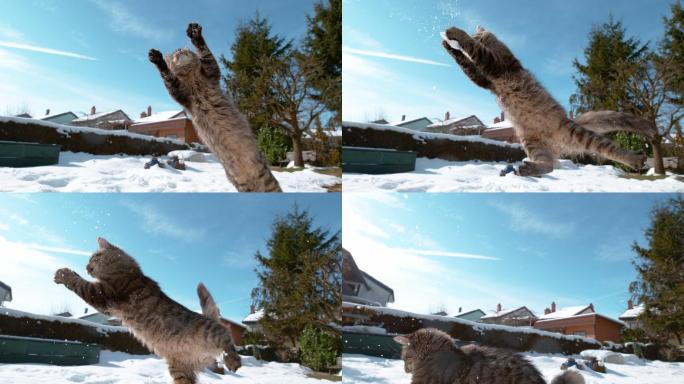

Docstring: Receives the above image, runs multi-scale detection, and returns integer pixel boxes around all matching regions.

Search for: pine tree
[629,196,684,350]
[304,0,341,121]
[251,206,341,347]
[220,13,292,133]
[661,1,684,105]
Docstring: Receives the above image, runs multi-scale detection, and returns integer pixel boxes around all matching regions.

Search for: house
[480,303,537,326]
[342,248,395,307]
[219,317,247,346]
[481,112,518,143]
[71,106,132,130]
[242,306,264,333]
[533,302,624,342]
[39,109,78,125]
[426,112,486,135]
[129,106,202,144]
[0,280,11,306]
[387,115,433,131]
[79,312,123,326]
[13,113,32,118]
[619,300,644,329]
[455,308,486,322]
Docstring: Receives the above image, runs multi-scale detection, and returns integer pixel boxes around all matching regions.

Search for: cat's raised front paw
[445,27,469,43]
[148,49,164,64]
[187,22,203,42]
[54,268,75,285]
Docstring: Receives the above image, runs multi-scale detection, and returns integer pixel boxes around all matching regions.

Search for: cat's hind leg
[148,49,192,108]
[186,23,221,81]
[442,41,492,90]
[518,139,554,177]
[564,120,647,170]
[167,361,198,384]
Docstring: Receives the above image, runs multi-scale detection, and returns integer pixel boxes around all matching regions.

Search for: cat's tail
[197,282,221,321]
[574,111,656,139]
[549,370,584,384]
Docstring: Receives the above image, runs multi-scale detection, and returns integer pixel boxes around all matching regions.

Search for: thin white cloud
[24,244,91,257]
[89,0,171,41]
[398,248,500,260]
[490,201,575,238]
[343,46,450,67]
[0,223,9,231]
[120,200,205,242]
[0,41,97,61]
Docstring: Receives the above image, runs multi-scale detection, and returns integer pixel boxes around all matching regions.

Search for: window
[571,331,587,337]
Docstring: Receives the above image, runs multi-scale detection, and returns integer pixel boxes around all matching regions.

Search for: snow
[440,31,461,51]
[342,158,684,192]
[341,353,684,384]
[487,120,514,130]
[580,350,638,365]
[619,305,644,319]
[480,307,531,319]
[72,110,126,123]
[538,305,592,320]
[343,121,520,148]
[0,152,340,192]
[0,350,331,384]
[342,325,388,335]
[0,116,185,145]
[133,110,186,124]
[242,309,264,323]
[0,308,128,334]
[387,117,432,127]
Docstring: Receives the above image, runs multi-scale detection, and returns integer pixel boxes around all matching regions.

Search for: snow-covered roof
[133,110,187,124]
[481,306,536,319]
[243,309,264,323]
[1,307,128,334]
[536,311,625,327]
[73,110,130,122]
[487,120,514,130]
[40,111,77,121]
[388,117,432,127]
[619,304,644,319]
[538,305,593,320]
[427,115,483,128]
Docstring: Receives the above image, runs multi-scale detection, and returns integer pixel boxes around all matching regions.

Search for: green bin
[343,331,402,359]
[342,146,416,174]
[0,140,61,167]
[0,334,101,366]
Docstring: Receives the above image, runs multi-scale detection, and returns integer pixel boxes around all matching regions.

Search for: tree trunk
[292,134,304,168]
[652,136,665,175]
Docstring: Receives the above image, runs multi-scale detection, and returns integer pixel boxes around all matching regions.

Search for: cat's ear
[394,335,410,345]
[97,237,111,250]
[476,25,487,33]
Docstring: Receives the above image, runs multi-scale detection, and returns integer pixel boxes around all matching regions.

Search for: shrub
[299,325,341,372]
[256,125,291,165]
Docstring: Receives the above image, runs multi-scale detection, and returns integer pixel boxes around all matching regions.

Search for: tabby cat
[441,26,652,176]
[394,328,584,384]
[54,237,241,384]
[149,22,281,192]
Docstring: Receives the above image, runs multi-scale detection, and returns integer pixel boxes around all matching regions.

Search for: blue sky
[0,0,317,120]
[342,0,675,124]
[0,193,340,324]
[343,193,675,320]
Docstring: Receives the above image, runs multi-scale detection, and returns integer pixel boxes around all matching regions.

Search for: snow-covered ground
[0,350,335,384]
[341,353,684,384]
[0,152,340,192]
[343,158,684,192]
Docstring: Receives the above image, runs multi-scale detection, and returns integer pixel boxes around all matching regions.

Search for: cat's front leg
[445,27,498,72]
[148,49,193,109]
[442,41,492,90]
[54,268,108,311]
[186,23,221,81]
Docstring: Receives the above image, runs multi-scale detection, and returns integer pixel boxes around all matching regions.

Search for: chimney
[140,111,148,119]
[628,299,633,310]
[494,116,501,124]
[90,105,96,115]
[84,308,88,314]
[544,307,550,315]
[496,303,502,313]
[445,111,450,121]
[551,301,556,313]
[500,111,505,121]
[45,109,50,116]
[458,307,462,313]
[147,105,152,117]
[250,305,255,314]
[401,115,406,121]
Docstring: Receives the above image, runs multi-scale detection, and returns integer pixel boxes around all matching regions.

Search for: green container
[343,331,402,359]
[0,335,101,366]
[342,146,416,174]
[0,140,61,167]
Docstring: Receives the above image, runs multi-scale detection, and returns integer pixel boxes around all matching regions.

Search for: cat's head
[87,237,141,280]
[394,328,458,373]
[167,48,201,78]
[471,26,522,73]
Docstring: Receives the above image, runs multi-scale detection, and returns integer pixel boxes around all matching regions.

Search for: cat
[54,237,241,384]
[394,328,584,384]
[148,22,281,192]
[441,26,652,176]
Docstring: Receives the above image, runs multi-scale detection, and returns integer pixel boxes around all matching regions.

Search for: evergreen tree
[629,196,684,350]
[661,1,684,105]
[221,13,292,132]
[570,16,648,113]
[304,0,342,121]
[251,206,341,347]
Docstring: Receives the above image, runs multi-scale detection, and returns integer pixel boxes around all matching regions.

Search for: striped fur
[443,26,649,176]
[394,328,584,384]
[148,22,281,192]
[54,237,241,383]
